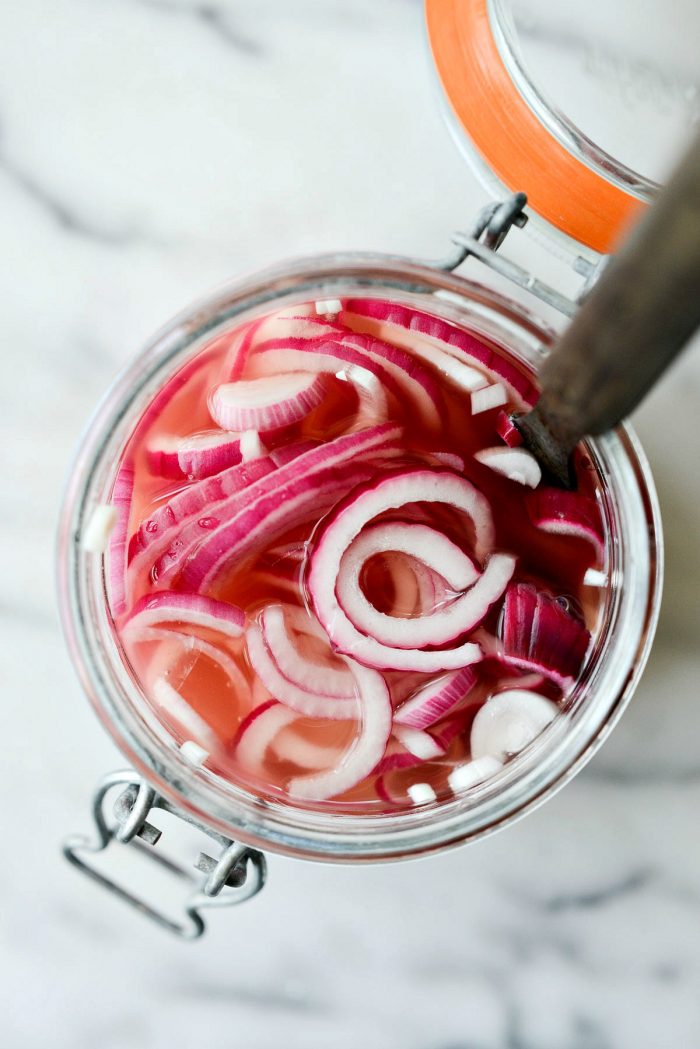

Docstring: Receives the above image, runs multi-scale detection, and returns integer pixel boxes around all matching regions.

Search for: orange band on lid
[426,0,644,253]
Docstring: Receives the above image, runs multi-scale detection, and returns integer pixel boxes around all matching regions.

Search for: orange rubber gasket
[426,0,644,253]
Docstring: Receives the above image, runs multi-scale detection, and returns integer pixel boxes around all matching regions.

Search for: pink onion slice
[495,410,523,448]
[234,699,298,770]
[176,424,402,590]
[124,592,245,638]
[448,755,503,793]
[341,365,389,428]
[146,431,245,481]
[309,469,508,669]
[340,301,491,393]
[151,678,220,751]
[247,333,405,407]
[124,624,249,698]
[175,464,375,591]
[287,660,392,802]
[501,583,591,686]
[374,736,428,775]
[394,665,478,729]
[470,689,558,762]
[107,461,135,618]
[337,521,478,630]
[209,372,329,432]
[392,724,445,761]
[271,726,341,770]
[342,299,539,405]
[339,553,514,650]
[527,488,605,561]
[128,455,276,577]
[268,439,319,467]
[474,446,541,488]
[430,451,465,471]
[248,322,443,429]
[246,619,359,720]
[471,383,508,415]
[226,319,260,382]
[239,430,267,462]
[260,604,356,699]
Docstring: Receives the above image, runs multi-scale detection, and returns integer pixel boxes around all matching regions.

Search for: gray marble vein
[132,0,263,55]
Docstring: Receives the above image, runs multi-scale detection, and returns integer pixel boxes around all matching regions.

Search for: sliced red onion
[337,331,444,429]
[146,430,246,481]
[448,755,503,793]
[268,439,319,467]
[340,365,389,428]
[107,462,135,617]
[495,410,523,448]
[393,724,445,761]
[249,322,443,429]
[309,469,502,670]
[474,446,541,487]
[260,604,356,699]
[341,521,479,596]
[210,372,328,432]
[287,660,392,801]
[341,299,538,404]
[335,520,506,650]
[125,624,249,698]
[471,383,508,415]
[427,708,473,751]
[226,319,260,382]
[248,333,404,409]
[124,592,245,638]
[470,689,558,762]
[373,735,429,774]
[394,665,478,729]
[128,455,276,578]
[341,552,513,650]
[151,677,220,750]
[176,424,402,590]
[314,298,343,316]
[431,451,465,471]
[527,488,605,561]
[239,429,267,462]
[272,728,340,770]
[501,583,591,686]
[246,619,359,720]
[82,504,118,554]
[234,699,298,770]
[147,424,399,585]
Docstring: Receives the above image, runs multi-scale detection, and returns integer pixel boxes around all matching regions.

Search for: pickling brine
[106,298,608,811]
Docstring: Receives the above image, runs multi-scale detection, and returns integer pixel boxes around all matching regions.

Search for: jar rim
[56,252,663,862]
[425,0,652,255]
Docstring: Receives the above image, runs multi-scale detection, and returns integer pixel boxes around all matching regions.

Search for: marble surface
[2,2,700,1047]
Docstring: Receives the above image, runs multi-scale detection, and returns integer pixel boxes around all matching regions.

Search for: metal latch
[63,771,266,940]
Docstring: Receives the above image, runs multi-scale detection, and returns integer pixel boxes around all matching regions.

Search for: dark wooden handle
[531,131,700,456]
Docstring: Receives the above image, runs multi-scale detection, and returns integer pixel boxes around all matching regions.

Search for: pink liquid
[112,300,607,811]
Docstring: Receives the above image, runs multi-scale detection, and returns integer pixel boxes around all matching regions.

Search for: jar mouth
[57,254,662,862]
[488,0,657,204]
[425,0,663,256]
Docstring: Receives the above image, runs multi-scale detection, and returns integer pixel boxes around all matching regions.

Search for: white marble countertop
[2,3,699,1047]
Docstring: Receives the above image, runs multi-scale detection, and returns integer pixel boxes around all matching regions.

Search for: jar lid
[426,0,698,255]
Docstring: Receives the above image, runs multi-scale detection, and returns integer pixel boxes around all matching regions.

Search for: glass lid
[426,0,700,255]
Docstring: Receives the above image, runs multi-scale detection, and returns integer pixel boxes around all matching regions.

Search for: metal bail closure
[63,771,266,940]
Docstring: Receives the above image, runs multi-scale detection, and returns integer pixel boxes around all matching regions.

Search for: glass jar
[426,0,700,257]
[57,251,662,867]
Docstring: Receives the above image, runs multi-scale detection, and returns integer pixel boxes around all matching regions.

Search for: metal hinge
[63,771,266,940]
[435,192,606,317]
